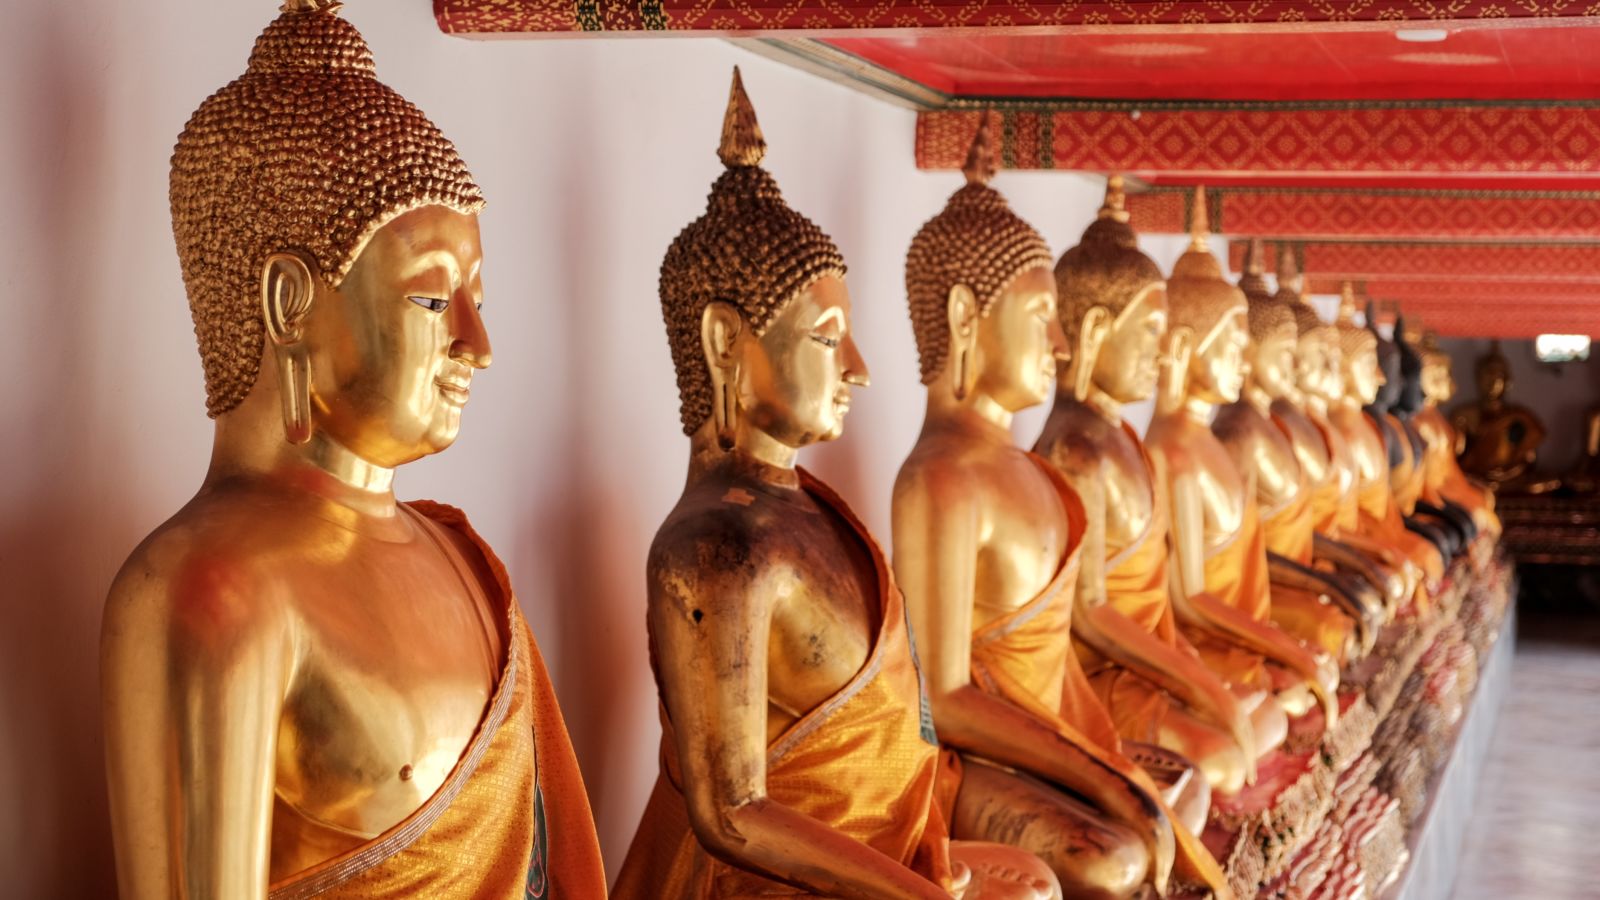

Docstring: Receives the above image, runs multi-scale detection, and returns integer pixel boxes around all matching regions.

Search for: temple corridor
[1454,602,1600,898]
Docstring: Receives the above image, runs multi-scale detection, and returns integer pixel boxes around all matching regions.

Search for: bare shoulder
[646,485,790,623]
[104,492,294,671]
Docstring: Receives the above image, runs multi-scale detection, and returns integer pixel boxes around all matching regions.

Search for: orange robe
[1260,484,1355,663]
[267,502,606,900]
[1356,415,1445,604]
[972,456,1229,895]
[1077,423,1188,742]
[1418,409,1500,538]
[613,471,955,898]
[1188,495,1273,692]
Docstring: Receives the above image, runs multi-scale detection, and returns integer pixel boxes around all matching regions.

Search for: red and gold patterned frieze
[435,0,1600,36]
[917,107,1600,178]
[1128,188,1600,242]
[1229,241,1600,284]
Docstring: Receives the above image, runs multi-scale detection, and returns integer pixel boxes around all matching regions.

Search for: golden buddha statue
[1327,286,1445,606]
[1415,333,1500,537]
[1392,318,1478,554]
[1210,241,1381,662]
[1264,249,1411,619]
[615,71,1059,900]
[100,4,606,897]
[1144,194,1338,726]
[1451,340,1555,492]
[892,134,1230,899]
[1035,177,1275,798]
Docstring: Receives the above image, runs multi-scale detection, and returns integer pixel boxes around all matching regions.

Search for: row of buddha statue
[99,5,1504,897]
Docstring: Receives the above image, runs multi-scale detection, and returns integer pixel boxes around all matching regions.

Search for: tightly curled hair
[1056,175,1164,349]
[659,69,846,434]
[171,4,484,416]
[906,112,1054,384]
[1238,238,1294,343]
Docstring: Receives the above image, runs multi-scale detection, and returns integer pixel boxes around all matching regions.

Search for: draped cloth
[1260,481,1355,663]
[1187,496,1272,692]
[1357,414,1446,601]
[1420,411,1501,537]
[267,501,606,900]
[1077,422,1185,741]
[970,455,1230,896]
[613,469,955,899]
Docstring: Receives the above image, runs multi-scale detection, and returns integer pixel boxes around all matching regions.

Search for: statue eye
[811,334,841,349]
[409,296,450,313]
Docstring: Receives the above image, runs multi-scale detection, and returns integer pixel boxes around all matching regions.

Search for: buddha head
[1475,342,1511,404]
[1275,244,1340,405]
[1420,331,1456,405]
[1367,302,1403,414]
[1393,315,1427,418]
[1055,175,1168,404]
[171,0,488,465]
[1239,239,1298,402]
[907,112,1058,412]
[1335,284,1383,406]
[660,69,862,456]
[1165,188,1249,405]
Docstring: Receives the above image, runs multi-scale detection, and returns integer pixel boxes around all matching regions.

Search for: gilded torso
[1034,398,1154,558]
[1272,399,1338,496]
[1147,409,1246,555]
[1213,400,1303,517]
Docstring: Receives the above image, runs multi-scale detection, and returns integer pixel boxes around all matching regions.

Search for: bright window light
[1535,334,1590,363]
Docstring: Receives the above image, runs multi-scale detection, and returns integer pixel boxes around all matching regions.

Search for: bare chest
[1101,433,1157,554]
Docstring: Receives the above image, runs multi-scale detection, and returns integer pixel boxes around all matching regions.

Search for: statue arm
[1265,551,1378,653]
[1051,448,1254,766]
[890,474,1173,891]
[647,549,953,900]
[1312,533,1406,609]
[1156,453,1339,726]
[101,545,293,900]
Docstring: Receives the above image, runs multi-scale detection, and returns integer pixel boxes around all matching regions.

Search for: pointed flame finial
[1098,173,1130,223]
[718,67,766,168]
[1243,237,1265,276]
[1189,185,1211,251]
[1276,240,1301,286]
[1337,281,1359,324]
[962,110,998,187]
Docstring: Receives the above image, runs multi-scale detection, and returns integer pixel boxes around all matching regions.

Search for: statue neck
[686,422,801,491]
[1181,393,1215,423]
[922,377,1014,444]
[1243,381,1274,417]
[1084,383,1124,425]
[207,389,399,524]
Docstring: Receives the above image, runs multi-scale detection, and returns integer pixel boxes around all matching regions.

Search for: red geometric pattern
[1394,303,1600,339]
[917,107,1600,178]
[1229,241,1600,284]
[1128,189,1600,242]
[1305,279,1600,305]
[434,0,1600,35]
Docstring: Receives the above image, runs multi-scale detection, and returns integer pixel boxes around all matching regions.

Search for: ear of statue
[701,301,744,452]
[1074,306,1113,402]
[947,284,979,401]
[261,252,318,445]
[1159,327,1194,414]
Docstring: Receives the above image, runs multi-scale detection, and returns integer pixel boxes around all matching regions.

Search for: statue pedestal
[1381,586,1516,900]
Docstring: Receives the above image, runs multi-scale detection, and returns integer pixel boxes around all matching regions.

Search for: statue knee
[1253,693,1290,752]
[1044,821,1149,900]
[1196,741,1247,796]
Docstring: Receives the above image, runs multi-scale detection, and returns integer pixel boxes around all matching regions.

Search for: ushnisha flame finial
[1243,238,1265,276]
[1189,185,1211,251]
[962,110,999,187]
[717,67,767,168]
[281,0,342,12]
[1274,241,1302,299]
[1099,174,1131,223]
[1338,281,1360,325]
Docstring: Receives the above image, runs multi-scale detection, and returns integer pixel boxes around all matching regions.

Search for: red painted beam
[918,107,1600,179]
[1129,188,1600,243]
[1304,279,1600,305]
[1230,241,1600,284]
[1370,302,1600,339]
[436,0,1600,36]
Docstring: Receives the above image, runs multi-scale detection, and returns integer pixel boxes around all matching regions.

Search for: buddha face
[974,267,1063,411]
[1477,354,1509,401]
[302,205,489,467]
[1251,331,1299,401]
[1188,307,1249,404]
[734,275,868,448]
[1344,346,1384,406]
[1295,334,1331,400]
[1092,284,1169,403]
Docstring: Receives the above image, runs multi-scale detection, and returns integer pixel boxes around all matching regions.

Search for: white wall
[1439,338,1600,475]
[0,2,1208,893]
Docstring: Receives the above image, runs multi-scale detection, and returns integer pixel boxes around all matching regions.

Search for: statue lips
[436,376,471,406]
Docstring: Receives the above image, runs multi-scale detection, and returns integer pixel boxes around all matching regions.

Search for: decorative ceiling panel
[1229,241,1600,284]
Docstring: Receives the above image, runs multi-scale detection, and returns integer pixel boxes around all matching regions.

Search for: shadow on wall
[0,8,118,897]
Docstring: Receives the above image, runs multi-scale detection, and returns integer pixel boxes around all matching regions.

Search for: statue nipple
[718,67,766,168]
[1189,185,1211,251]
[1098,173,1131,223]
[962,110,998,187]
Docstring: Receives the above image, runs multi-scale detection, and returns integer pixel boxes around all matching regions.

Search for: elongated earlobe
[701,302,744,451]
[261,253,317,445]
[1075,306,1112,402]
[947,285,978,401]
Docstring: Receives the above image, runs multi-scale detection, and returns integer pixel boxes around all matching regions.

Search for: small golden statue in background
[1451,341,1556,493]
[615,71,1058,900]
[101,3,604,897]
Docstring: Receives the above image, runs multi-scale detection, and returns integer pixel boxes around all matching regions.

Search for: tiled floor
[1453,603,1600,898]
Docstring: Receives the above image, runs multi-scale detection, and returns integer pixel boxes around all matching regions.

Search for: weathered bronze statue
[1452,341,1556,492]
